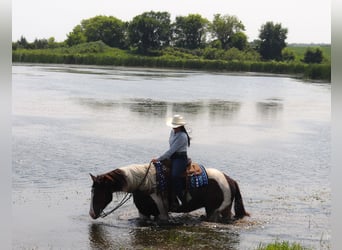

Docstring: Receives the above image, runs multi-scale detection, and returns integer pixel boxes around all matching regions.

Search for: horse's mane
[117,164,157,193]
[94,163,156,193]
[94,169,127,192]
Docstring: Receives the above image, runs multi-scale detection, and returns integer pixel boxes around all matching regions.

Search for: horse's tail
[226,176,250,219]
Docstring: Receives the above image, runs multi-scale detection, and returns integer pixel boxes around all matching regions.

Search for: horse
[89,162,249,223]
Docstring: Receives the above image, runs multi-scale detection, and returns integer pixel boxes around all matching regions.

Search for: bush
[303,48,323,64]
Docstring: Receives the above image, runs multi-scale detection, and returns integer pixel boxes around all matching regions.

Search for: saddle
[184,160,203,176]
[160,159,203,176]
[155,159,208,193]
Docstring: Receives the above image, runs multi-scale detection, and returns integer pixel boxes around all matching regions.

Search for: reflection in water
[172,101,205,115]
[130,222,240,249]
[76,98,121,110]
[256,99,283,120]
[76,97,242,122]
[89,219,241,250]
[88,223,125,250]
[209,100,241,120]
[128,98,168,117]
[45,65,190,80]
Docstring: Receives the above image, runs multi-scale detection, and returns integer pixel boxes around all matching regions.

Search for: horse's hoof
[156,219,171,226]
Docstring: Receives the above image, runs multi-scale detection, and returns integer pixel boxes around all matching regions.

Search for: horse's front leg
[150,193,169,221]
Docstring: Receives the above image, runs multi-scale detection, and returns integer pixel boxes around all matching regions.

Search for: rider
[152,114,191,209]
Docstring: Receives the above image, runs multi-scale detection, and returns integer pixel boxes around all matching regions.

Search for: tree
[229,31,247,51]
[128,11,171,53]
[33,38,48,49]
[17,36,31,49]
[210,14,245,50]
[281,47,296,61]
[81,15,127,48]
[302,48,323,64]
[47,37,58,48]
[173,14,209,49]
[258,21,288,60]
[66,25,87,46]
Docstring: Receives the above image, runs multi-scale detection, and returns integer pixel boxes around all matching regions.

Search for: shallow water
[12,64,331,249]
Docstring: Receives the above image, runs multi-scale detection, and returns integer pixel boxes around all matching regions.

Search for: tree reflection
[208,100,241,120]
[172,101,205,115]
[76,98,121,110]
[128,98,168,117]
[256,99,283,120]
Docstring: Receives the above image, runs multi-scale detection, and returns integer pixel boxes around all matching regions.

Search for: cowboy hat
[166,114,186,128]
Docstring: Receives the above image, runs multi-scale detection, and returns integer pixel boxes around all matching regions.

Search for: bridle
[99,161,153,218]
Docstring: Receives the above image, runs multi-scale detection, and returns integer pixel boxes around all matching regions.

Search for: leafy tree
[173,14,209,49]
[281,47,296,61]
[66,25,87,46]
[17,36,31,49]
[81,15,127,48]
[302,48,323,64]
[202,47,225,59]
[229,31,247,51]
[33,38,48,49]
[210,14,245,50]
[208,39,223,49]
[128,11,171,53]
[47,37,60,48]
[258,21,288,60]
[224,47,244,61]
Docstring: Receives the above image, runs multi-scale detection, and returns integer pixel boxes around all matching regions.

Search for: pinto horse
[89,163,249,223]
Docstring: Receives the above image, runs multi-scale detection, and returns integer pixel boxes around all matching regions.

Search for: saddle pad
[154,161,168,193]
[188,164,209,189]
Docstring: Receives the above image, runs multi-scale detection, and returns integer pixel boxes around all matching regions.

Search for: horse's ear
[90,173,96,182]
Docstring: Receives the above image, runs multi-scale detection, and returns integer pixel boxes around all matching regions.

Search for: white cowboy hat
[166,114,186,128]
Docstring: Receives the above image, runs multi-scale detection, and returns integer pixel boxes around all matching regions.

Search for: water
[12,64,331,249]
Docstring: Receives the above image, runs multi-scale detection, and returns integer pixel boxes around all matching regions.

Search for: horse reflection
[130,220,241,249]
[88,223,129,250]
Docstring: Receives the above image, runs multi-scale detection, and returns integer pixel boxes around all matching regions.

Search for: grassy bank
[12,41,331,81]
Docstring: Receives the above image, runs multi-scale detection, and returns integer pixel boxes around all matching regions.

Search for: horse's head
[89,173,113,219]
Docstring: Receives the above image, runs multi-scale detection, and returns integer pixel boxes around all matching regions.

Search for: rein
[100,161,153,218]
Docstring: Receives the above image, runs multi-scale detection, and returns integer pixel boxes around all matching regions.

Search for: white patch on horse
[119,164,157,193]
[150,193,169,221]
[206,168,232,212]
[119,164,168,221]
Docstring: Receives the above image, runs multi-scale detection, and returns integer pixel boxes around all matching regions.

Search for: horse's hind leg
[220,205,233,223]
[205,203,233,223]
[205,208,221,223]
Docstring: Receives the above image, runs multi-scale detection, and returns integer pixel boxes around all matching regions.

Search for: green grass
[256,241,310,250]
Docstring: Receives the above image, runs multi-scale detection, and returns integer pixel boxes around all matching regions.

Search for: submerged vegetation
[12,11,331,81]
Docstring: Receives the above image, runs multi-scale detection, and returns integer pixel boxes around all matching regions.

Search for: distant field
[288,44,331,62]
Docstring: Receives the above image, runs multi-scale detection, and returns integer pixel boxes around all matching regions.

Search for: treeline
[12,11,331,80]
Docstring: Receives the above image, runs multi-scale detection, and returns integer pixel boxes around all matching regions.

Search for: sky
[12,0,331,44]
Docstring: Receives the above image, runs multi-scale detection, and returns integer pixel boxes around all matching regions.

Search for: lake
[12,64,331,249]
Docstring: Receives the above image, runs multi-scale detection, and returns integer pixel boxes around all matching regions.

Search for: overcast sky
[12,0,331,44]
